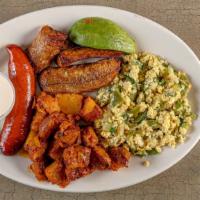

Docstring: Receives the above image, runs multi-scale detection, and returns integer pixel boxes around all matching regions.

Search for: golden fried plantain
[39,59,121,94]
[57,47,123,67]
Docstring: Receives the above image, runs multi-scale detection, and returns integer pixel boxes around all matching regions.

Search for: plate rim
[0,5,200,193]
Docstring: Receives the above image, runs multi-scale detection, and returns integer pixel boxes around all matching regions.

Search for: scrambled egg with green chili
[95,53,196,156]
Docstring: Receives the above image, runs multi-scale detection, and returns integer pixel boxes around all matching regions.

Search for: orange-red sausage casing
[0,45,35,155]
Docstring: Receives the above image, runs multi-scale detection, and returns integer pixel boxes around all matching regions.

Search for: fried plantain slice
[39,58,121,94]
[57,47,123,67]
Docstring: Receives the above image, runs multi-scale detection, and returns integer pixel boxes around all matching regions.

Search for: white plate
[0,5,200,193]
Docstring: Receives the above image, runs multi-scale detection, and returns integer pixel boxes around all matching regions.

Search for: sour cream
[0,72,15,119]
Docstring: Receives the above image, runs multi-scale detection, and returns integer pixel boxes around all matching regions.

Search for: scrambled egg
[95,53,196,156]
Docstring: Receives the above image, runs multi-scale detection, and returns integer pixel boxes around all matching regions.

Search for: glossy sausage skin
[0,45,36,155]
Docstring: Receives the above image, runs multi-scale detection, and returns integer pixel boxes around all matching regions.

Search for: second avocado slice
[69,17,137,54]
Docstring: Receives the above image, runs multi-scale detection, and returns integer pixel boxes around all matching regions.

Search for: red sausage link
[0,45,36,155]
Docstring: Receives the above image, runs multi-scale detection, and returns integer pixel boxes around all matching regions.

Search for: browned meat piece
[63,145,91,170]
[30,161,47,181]
[80,97,102,122]
[38,112,65,141]
[45,160,69,187]
[27,135,47,161]
[108,147,131,171]
[90,146,111,170]
[28,25,67,73]
[37,92,60,114]
[48,139,63,160]
[82,127,98,147]
[65,167,93,181]
[55,126,80,148]
[39,59,121,94]
[57,47,123,67]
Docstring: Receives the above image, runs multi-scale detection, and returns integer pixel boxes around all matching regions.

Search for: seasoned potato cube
[56,126,80,148]
[63,145,91,170]
[30,109,47,133]
[82,127,98,147]
[45,161,69,187]
[30,161,46,181]
[38,112,65,141]
[108,147,131,171]
[27,135,47,162]
[24,130,37,152]
[90,146,111,170]
[80,97,102,121]
[37,92,60,114]
[65,167,92,181]
[56,93,83,115]
[48,140,63,160]
[59,118,75,132]
[24,110,47,151]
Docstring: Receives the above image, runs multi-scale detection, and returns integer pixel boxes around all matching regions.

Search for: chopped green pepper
[135,110,147,124]
[146,148,159,155]
[112,89,123,106]
[124,74,136,84]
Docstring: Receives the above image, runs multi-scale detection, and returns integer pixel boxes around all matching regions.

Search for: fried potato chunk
[108,147,131,171]
[63,145,91,170]
[80,97,102,121]
[37,92,60,114]
[45,161,69,187]
[57,47,123,67]
[28,25,67,73]
[90,146,111,170]
[24,110,47,151]
[48,139,63,160]
[82,127,98,147]
[27,135,47,161]
[65,167,92,181]
[56,94,83,115]
[59,117,75,131]
[30,161,46,181]
[38,112,65,141]
[55,126,80,148]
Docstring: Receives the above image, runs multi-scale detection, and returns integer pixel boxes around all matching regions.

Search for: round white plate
[0,5,199,193]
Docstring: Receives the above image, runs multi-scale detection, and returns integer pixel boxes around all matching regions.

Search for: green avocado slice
[69,17,137,54]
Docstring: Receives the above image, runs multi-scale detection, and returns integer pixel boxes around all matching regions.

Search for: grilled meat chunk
[39,58,121,94]
[57,47,123,67]
[28,25,67,73]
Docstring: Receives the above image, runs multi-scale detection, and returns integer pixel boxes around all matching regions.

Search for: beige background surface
[0,0,200,199]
